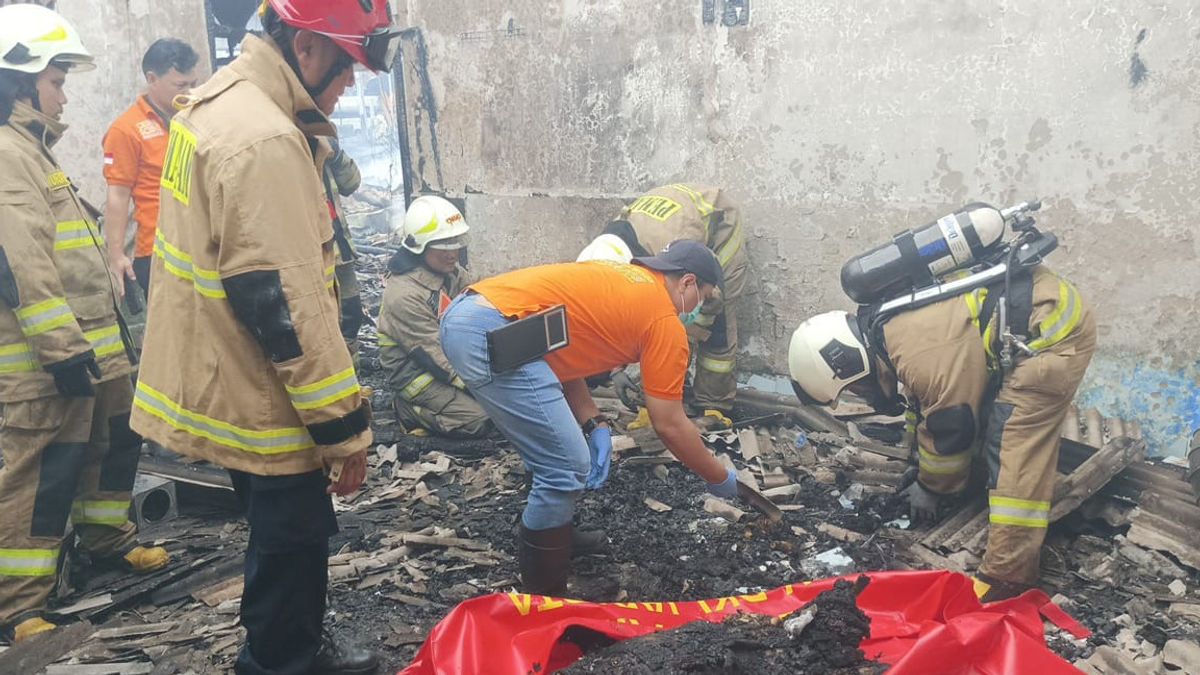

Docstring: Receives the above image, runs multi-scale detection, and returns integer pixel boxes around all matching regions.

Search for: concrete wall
[52,0,211,203]
[394,1,1200,456]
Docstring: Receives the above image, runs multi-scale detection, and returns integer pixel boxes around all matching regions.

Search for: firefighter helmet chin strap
[269,24,352,106]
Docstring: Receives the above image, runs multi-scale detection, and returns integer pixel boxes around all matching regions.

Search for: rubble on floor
[3,254,1198,673]
[560,577,879,674]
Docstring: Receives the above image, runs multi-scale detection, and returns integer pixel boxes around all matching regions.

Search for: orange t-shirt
[102,96,169,258]
[471,261,689,399]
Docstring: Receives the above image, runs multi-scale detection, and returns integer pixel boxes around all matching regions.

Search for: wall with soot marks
[397,2,1199,455]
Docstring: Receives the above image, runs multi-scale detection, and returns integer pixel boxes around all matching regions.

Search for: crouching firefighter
[580,184,749,429]
[788,201,1096,602]
[378,196,492,439]
[440,241,741,596]
[130,0,401,672]
[0,4,168,643]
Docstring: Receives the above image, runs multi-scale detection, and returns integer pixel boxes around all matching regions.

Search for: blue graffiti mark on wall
[1076,356,1200,458]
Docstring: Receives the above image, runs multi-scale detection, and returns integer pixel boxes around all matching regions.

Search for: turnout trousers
[690,291,739,413]
[0,378,140,624]
[393,379,492,439]
[979,314,1097,585]
[230,469,337,675]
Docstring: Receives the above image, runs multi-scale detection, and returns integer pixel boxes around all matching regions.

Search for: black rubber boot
[311,629,379,674]
[571,528,607,556]
[973,572,1032,603]
[518,523,572,595]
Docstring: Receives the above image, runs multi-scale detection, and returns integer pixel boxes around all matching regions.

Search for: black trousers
[229,470,337,675]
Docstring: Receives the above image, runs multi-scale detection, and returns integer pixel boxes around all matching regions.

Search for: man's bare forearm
[104,185,133,257]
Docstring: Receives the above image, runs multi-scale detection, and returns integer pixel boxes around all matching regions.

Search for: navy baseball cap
[632,240,724,289]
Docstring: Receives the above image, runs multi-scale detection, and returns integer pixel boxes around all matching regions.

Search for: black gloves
[45,351,101,398]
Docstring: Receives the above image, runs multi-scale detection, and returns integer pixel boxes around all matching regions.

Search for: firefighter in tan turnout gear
[318,135,367,359]
[378,196,491,438]
[0,4,168,644]
[788,202,1096,602]
[130,0,400,671]
[582,184,748,428]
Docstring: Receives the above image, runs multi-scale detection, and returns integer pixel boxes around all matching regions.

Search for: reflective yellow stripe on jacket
[918,446,970,476]
[0,324,123,374]
[989,495,1050,528]
[54,220,102,251]
[324,265,336,290]
[14,297,74,337]
[72,499,130,526]
[669,183,715,218]
[716,222,743,268]
[401,373,434,400]
[154,230,226,298]
[697,356,735,374]
[0,547,58,577]
[964,277,1083,358]
[134,381,314,455]
[964,288,997,363]
[284,367,360,411]
[377,333,398,348]
[1028,279,1083,351]
[669,184,740,268]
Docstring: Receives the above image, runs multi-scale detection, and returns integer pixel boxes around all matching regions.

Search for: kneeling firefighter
[580,184,748,429]
[0,4,168,643]
[788,201,1096,602]
[377,196,492,439]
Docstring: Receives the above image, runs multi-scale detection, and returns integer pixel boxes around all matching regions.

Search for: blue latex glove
[706,467,739,499]
[584,425,613,489]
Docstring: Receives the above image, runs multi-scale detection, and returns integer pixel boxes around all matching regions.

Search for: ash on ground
[561,577,878,674]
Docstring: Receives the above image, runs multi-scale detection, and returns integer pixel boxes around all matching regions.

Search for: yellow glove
[627,406,652,430]
[703,409,733,429]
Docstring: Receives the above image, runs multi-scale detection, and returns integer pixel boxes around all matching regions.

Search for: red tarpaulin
[400,570,1090,675]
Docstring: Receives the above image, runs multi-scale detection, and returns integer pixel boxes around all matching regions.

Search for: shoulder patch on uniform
[628,195,682,222]
[46,171,70,191]
[160,120,197,206]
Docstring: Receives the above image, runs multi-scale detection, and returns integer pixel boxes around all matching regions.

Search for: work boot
[518,523,572,595]
[311,629,379,674]
[571,527,607,557]
[512,522,604,557]
[5,616,57,643]
[972,573,1033,603]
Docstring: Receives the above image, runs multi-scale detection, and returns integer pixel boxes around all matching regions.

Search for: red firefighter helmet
[265,0,401,72]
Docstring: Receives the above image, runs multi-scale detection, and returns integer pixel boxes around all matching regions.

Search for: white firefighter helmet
[396,195,469,254]
[0,4,95,74]
[788,310,872,408]
[576,234,633,263]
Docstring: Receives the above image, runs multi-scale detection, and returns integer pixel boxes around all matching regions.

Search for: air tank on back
[840,203,1007,305]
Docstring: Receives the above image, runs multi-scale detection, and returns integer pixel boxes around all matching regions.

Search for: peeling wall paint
[394,0,1200,455]
[1078,356,1200,458]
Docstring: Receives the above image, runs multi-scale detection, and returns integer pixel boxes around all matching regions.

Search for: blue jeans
[440,293,589,530]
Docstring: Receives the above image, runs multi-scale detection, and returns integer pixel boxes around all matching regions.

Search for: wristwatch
[581,414,610,436]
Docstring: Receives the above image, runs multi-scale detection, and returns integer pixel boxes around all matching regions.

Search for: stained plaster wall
[394,1,1200,456]
[48,0,211,204]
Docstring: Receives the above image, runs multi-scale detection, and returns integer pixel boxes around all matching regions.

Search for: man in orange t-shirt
[102,39,198,296]
[440,241,739,595]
